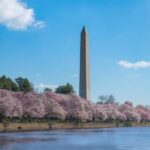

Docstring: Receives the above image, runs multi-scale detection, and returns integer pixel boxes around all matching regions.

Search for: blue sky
[1,0,150,104]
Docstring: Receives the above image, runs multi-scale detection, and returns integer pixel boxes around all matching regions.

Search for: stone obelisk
[79,26,90,100]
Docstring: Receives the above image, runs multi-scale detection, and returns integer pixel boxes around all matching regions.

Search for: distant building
[79,26,90,100]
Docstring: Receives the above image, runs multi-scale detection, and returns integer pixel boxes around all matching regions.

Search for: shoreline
[0,122,150,132]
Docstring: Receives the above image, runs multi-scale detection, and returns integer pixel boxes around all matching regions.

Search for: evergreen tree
[44,88,52,92]
[55,83,74,94]
[0,75,19,91]
[15,77,33,93]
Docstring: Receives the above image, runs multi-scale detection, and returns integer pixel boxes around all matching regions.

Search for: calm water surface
[0,127,150,150]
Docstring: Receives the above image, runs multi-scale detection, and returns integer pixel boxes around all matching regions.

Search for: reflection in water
[0,137,56,143]
[0,127,150,150]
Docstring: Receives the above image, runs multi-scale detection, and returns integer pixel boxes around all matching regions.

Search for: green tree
[15,77,33,93]
[55,83,74,94]
[0,75,19,91]
[44,88,52,92]
[97,95,116,104]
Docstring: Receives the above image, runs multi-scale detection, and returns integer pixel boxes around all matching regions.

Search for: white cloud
[72,74,78,78]
[0,0,45,30]
[34,21,45,29]
[118,60,150,69]
[34,84,58,91]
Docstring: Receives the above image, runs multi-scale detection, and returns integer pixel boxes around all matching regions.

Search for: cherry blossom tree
[20,92,45,118]
[0,89,149,123]
[42,94,66,120]
[119,101,140,122]
[0,90,22,118]
[135,105,150,121]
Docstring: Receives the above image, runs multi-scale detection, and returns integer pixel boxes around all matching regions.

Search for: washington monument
[79,26,90,100]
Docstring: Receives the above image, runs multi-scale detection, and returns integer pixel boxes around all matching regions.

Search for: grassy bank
[0,121,150,132]
[0,122,116,132]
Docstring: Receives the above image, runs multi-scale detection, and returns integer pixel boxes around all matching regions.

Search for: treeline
[0,75,74,94]
[0,76,33,93]
[0,89,150,123]
[0,75,150,124]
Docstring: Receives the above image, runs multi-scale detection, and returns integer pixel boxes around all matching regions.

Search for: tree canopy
[0,75,19,91]
[0,89,148,123]
[44,88,52,92]
[15,77,33,93]
[0,75,33,93]
[97,95,117,104]
[55,83,74,94]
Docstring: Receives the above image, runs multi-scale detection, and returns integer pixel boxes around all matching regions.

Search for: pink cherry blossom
[0,89,150,122]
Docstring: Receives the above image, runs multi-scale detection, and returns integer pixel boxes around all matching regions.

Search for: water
[0,127,150,150]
